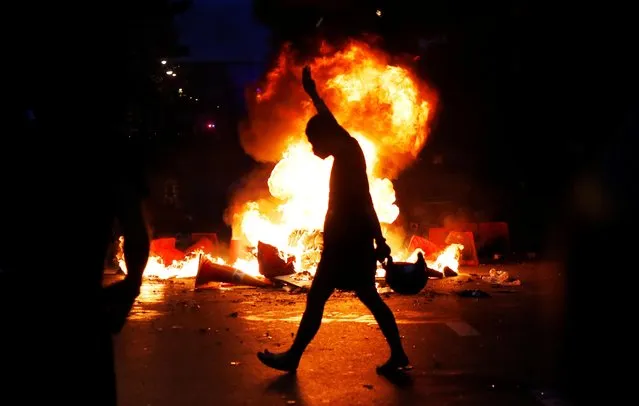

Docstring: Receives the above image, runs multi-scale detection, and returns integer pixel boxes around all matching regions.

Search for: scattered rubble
[132,235,526,297]
[195,257,273,290]
[257,242,295,278]
[481,269,521,286]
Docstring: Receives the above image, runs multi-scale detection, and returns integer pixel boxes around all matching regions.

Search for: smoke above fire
[228,39,437,257]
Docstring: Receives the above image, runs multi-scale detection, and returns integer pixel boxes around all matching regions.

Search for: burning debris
[195,256,273,290]
[226,39,437,279]
[116,232,465,295]
[114,40,474,295]
[257,241,295,278]
[481,269,521,286]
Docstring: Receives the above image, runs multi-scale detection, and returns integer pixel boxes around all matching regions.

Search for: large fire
[231,40,436,275]
[119,40,463,282]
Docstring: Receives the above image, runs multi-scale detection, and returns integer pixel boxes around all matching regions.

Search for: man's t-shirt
[323,134,377,247]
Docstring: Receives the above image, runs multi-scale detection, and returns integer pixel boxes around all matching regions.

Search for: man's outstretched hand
[302,66,317,96]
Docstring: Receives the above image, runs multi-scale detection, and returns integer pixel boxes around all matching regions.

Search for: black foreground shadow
[265,372,305,405]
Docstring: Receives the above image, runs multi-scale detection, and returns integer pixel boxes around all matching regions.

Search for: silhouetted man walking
[258,67,409,375]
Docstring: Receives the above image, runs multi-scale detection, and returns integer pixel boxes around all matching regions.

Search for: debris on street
[457,289,491,298]
[481,269,521,286]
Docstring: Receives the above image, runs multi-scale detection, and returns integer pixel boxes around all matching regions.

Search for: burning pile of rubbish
[115,233,466,294]
[114,39,475,294]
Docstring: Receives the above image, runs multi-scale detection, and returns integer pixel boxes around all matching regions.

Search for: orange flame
[115,237,261,279]
[228,39,438,274]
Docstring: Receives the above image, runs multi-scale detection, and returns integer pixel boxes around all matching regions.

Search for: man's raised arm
[302,66,337,122]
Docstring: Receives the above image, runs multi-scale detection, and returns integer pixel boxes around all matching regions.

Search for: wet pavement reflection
[104,276,195,322]
[113,263,566,405]
[127,280,167,321]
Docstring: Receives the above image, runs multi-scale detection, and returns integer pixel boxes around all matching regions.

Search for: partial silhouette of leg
[258,272,334,372]
[356,286,410,374]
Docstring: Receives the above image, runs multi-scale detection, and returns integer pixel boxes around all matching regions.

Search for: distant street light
[161,60,167,65]
[166,70,173,75]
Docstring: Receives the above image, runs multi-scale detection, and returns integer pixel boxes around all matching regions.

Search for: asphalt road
[111,262,569,406]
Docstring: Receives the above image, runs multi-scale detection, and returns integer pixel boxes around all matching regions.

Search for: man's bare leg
[356,286,410,374]
[257,275,334,372]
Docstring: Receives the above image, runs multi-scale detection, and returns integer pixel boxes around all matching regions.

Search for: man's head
[305,114,338,159]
